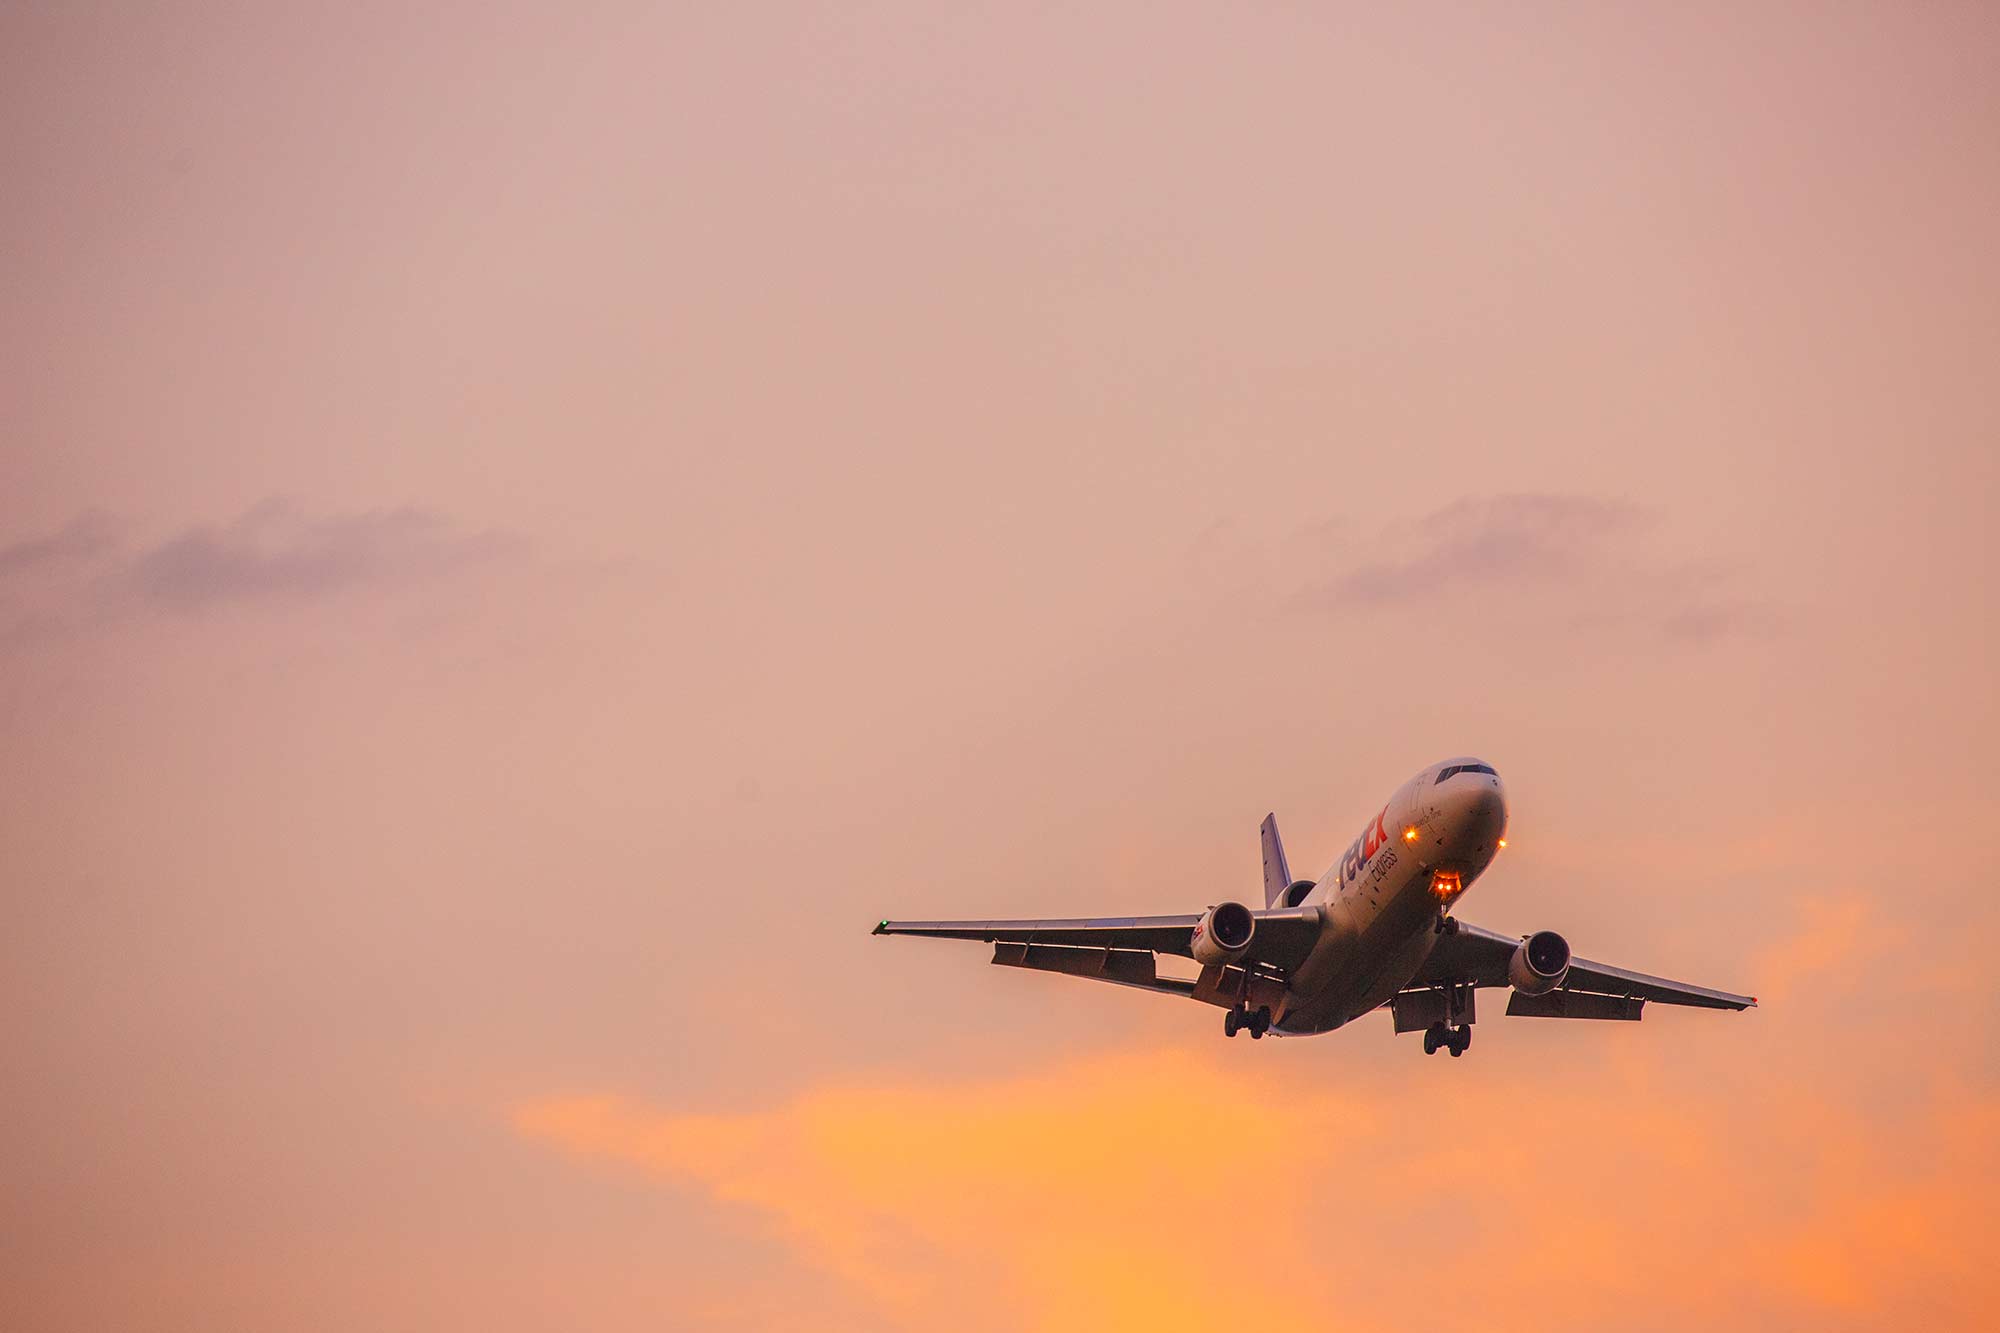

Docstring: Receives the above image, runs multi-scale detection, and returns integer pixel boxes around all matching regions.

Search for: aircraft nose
[1464,780,1506,840]
[1440,767,1508,852]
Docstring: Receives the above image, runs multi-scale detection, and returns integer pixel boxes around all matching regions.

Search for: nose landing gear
[1224,1005,1272,1039]
[1422,1022,1471,1057]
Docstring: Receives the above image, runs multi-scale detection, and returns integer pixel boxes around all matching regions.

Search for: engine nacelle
[1508,930,1571,996]
[1191,901,1256,966]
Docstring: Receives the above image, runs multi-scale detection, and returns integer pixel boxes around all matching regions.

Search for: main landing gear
[1423,1022,1471,1057]
[1224,1005,1272,1039]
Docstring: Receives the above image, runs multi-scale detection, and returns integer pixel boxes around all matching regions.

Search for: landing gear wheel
[1224,1010,1242,1038]
[1456,1024,1472,1051]
[1422,1022,1445,1055]
[1250,1007,1272,1038]
[1448,1036,1465,1057]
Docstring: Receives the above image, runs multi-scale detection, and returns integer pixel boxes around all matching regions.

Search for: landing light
[1497,839,1507,850]
[1402,826,1419,843]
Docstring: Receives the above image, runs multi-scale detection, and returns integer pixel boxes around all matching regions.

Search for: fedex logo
[1340,806,1391,884]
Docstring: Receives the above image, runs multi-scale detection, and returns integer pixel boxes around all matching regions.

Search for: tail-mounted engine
[1190,901,1256,966]
[1508,930,1571,996]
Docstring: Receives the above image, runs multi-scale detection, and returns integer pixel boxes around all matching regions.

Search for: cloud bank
[518,1033,1995,1333]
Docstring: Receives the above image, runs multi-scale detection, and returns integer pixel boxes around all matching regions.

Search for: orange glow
[1430,870,1463,900]
[13,10,2000,1329]
[1497,839,1508,849]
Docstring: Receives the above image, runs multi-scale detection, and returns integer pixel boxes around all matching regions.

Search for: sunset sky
[4,4,1996,1329]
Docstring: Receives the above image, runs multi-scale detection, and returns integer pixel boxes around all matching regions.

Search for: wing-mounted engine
[1508,930,1571,996]
[1190,901,1256,965]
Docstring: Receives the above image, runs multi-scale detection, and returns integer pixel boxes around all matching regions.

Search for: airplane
[873,758,1754,1055]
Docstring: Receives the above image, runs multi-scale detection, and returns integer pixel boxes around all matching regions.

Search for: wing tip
[872,919,889,935]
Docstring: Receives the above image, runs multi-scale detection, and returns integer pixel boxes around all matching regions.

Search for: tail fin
[1260,813,1292,907]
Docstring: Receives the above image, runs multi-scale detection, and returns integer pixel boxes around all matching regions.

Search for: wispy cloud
[1298,492,1775,643]
[127,501,520,610]
[0,511,120,580]
[0,501,525,647]
[1321,494,1643,606]
[1750,897,1892,1004]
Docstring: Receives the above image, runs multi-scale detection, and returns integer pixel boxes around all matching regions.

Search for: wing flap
[1506,990,1645,1020]
[990,942,1198,998]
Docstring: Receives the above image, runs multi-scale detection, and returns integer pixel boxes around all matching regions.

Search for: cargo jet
[873,758,1753,1056]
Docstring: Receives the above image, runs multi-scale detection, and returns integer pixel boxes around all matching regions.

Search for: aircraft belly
[1277,871,1441,1034]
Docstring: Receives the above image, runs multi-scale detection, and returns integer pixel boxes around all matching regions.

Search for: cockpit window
[1436,763,1498,783]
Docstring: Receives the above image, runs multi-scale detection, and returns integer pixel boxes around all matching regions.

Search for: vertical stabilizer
[1260,813,1292,907]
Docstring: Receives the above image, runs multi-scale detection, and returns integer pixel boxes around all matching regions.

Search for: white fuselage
[1273,757,1509,1034]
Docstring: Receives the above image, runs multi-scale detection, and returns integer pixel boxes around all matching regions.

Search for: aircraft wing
[873,907,1325,974]
[1411,921,1756,1011]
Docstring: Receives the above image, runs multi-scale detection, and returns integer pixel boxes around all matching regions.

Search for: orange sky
[3,4,1996,1330]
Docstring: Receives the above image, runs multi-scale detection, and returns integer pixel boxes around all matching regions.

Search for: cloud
[0,502,524,646]
[1321,494,1643,606]
[517,1050,1360,1330]
[1298,493,1774,642]
[127,500,521,610]
[516,1044,1998,1332]
[0,511,120,579]
[1750,898,1884,1003]
[0,512,127,649]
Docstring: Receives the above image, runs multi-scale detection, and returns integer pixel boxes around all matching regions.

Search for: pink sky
[3,4,1996,1329]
